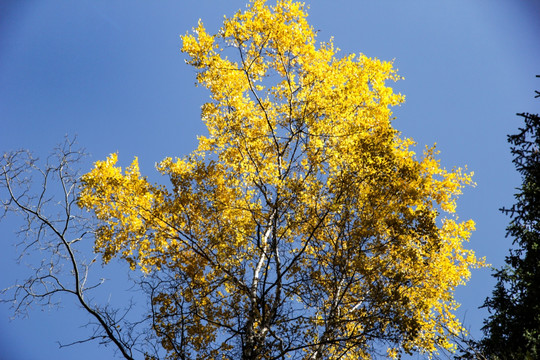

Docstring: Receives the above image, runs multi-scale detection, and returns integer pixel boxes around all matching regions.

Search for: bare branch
[1,137,137,360]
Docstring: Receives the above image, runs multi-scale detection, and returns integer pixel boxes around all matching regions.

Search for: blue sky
[1,1,539,359]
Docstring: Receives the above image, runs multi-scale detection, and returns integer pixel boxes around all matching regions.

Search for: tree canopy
[2,1,482,359]
[481,80,540,360]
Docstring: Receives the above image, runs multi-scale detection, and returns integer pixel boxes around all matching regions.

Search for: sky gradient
[1,1,539,359]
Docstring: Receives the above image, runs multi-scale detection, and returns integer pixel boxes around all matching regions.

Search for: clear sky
[1,1,539,359]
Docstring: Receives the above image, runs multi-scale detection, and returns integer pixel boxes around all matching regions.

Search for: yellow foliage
[79,1,484,358]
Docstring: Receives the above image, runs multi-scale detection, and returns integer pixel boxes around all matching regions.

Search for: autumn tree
[77,1,482,359]
[2,1,482,359]
[481,77,540,360]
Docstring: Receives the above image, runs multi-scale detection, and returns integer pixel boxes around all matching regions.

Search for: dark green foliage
[481,78,540,360]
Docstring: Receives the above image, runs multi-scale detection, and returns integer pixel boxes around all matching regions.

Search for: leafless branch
[0,137,137,360]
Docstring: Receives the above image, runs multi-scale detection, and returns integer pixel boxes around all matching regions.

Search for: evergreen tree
[482,77,540,359]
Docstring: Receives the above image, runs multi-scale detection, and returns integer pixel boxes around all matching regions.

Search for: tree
[481,77,540,360]
[2,1,482,359]
[78,1,482,358]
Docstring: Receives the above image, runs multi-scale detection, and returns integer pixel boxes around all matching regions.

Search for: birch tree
[7,1,481,359]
